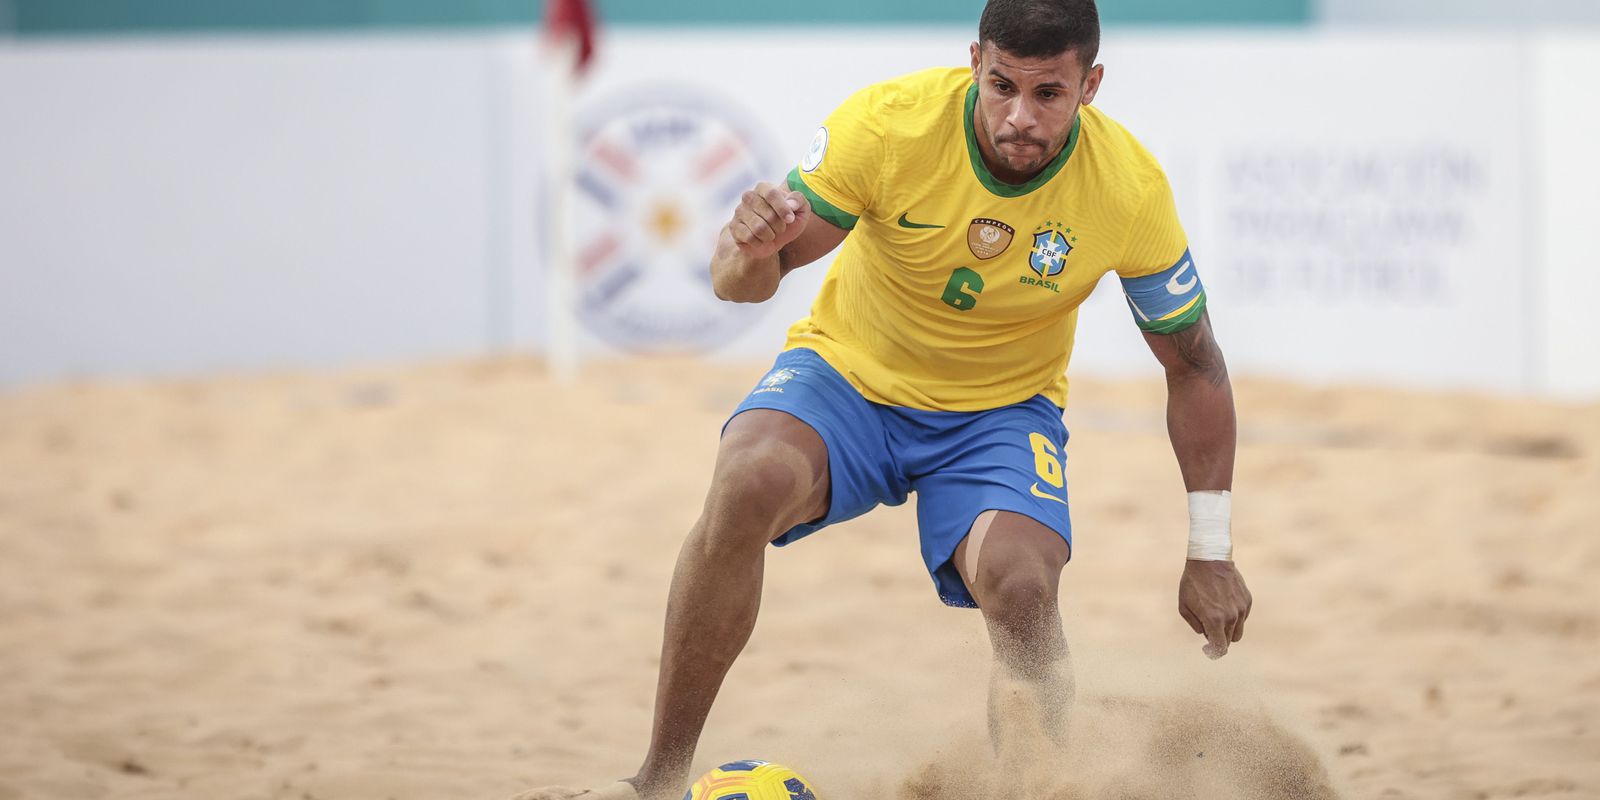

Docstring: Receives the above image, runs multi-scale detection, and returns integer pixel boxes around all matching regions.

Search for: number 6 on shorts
[1029,431,1064,488]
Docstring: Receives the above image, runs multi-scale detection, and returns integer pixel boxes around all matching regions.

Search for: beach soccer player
[517,1,1252,797]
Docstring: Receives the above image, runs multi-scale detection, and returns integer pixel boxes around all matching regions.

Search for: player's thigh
[719,349,907,545]
[705,409,831,537]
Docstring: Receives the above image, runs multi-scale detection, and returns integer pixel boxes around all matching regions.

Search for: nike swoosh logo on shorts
[1030,483,1068,505]
[897,212,945,229]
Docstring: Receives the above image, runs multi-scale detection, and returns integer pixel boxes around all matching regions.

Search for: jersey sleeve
[1115,173,1206,334]
[786,87,886,231]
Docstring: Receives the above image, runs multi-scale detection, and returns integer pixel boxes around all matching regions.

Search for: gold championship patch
[967,218,1015,260]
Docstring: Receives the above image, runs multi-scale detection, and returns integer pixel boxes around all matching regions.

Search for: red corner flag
[544,0,597,73]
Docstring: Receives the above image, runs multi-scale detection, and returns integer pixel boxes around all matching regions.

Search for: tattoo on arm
[1168,313,1228,388]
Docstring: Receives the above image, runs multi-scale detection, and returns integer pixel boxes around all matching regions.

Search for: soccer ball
[685,760,818,800]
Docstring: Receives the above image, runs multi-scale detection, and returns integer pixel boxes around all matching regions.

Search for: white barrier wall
[1533,36,1600,398]
[0,30,1594,396]
[0,35,539,383]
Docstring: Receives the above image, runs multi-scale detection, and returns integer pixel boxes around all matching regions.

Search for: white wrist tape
[1187,490,1233,561]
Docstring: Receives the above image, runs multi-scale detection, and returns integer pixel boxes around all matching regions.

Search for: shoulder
[1074,105,1172,209]
[835,67,970,140]
[1076,107,1190,272]
[873,66,971,107]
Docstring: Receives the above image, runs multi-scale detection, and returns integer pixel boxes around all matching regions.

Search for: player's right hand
[1178,559,1252,660]
[728,181,810,260]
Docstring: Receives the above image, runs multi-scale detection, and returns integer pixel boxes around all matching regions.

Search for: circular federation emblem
[801,126,828,173]
[573,86,781,353]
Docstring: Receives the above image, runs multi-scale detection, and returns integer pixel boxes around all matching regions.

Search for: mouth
[999,139,1045,154]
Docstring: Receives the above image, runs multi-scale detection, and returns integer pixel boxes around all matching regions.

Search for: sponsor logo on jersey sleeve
[967,218,1015,260]
[800,126,827,173]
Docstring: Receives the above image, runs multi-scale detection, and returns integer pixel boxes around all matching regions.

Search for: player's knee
[976,561,1061,628]
[700,441,824,544]
[969,523,1066,614]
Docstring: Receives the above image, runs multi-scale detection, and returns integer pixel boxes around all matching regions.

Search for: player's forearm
[710,224,782,303]
[1147,312,1236,491]
[1165,366,1236,492]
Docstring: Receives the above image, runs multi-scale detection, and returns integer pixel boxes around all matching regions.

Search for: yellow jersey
[785,67,1199,412]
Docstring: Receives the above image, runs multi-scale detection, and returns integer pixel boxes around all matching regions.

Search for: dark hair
[978,0,1101,69]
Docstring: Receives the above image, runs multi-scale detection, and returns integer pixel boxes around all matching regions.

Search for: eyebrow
[987,67,1069,92]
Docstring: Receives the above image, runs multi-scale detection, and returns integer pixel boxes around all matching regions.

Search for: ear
[970,41,983,82]
[1080,63,1105,106]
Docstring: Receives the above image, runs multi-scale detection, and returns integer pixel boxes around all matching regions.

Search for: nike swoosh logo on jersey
[1030,483,1068,505]
[1166,260,1197,295]
[897,213,945,229]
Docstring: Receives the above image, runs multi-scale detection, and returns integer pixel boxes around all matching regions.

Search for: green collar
[963,82,1080,198]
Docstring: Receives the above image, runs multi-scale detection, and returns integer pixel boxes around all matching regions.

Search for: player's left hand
[1177,559,1252,659]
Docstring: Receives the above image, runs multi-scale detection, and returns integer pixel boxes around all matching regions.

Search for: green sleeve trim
[1137,292,1207,334]
[787,168,859,230]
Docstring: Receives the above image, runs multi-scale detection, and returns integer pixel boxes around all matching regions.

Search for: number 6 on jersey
[941,267,985,311]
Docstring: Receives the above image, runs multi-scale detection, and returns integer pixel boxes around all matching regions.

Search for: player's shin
[985,612,1075,750]
[630,518,768,798]
[984,619,1075,800]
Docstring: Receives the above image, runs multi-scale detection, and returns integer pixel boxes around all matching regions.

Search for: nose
[1004,96,1038,136]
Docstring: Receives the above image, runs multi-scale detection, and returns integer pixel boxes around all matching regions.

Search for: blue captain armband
[1121,249,1207,334]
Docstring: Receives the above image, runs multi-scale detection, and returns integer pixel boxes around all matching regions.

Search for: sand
[1,357,1597,799]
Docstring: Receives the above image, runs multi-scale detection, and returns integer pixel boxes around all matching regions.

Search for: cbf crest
[1029,221,1075,278]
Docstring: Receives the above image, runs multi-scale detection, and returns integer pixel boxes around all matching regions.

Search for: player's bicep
[1143,308,1226,381]
[778,210,849,275]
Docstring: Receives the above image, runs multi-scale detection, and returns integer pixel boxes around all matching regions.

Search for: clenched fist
[1178,559,1252,659]
[728,182,811,260]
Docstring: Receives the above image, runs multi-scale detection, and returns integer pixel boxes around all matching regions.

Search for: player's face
[969,41,1104,184]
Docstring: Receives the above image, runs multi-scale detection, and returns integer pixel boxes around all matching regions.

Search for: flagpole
[543,36,580,385]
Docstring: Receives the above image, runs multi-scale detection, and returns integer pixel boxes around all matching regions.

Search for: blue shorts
[725,348,1072,608]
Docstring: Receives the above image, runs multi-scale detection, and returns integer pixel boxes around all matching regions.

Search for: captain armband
[1120,248,1207,335]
